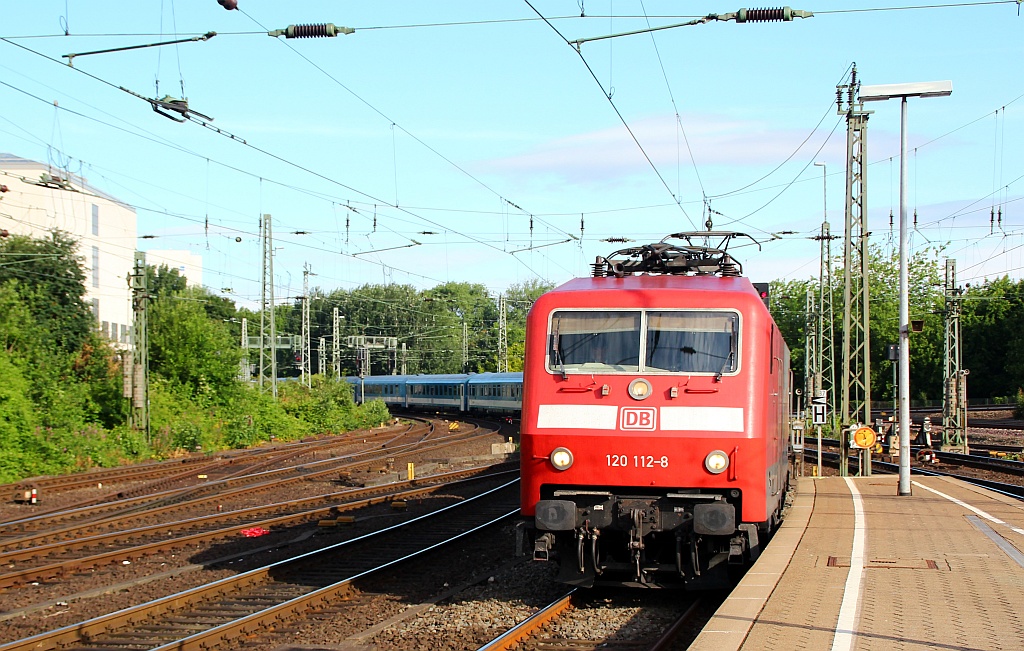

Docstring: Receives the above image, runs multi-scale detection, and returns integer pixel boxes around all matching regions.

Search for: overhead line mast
[942,258,968,453]
[837,65,872,477]
[259,214,277,398]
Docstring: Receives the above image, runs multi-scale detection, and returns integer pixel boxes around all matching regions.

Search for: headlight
[550,447,574,471]
[628,378,652,400]
[704,450,729,474]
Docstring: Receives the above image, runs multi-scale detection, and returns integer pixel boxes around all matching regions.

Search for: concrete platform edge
[687,476,816,651]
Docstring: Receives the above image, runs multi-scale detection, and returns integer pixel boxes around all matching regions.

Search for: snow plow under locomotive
[519,232,792,589]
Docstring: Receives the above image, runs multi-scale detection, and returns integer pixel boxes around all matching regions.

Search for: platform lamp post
[861,80,952,496]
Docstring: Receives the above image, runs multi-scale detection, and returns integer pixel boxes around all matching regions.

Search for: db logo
[620,407,657,431]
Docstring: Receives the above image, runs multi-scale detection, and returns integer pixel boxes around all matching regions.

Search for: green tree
[962,276,1024,399]
[770,244,945,406]
[147,264,187,298]
[768,278,815,394]
[0,352,49,482]
[425,282,499,371]
[504,279,555,370]
[0,231,93,353]
[321,284,463,376]
[149,287,243,401]
[863,244,944,403]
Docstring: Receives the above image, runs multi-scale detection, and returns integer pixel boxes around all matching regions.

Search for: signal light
[752,282,770,308]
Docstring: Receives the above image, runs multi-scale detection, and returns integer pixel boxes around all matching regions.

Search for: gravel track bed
[0,429,507,645]
[220,523,568,651]
[0,429,406,525]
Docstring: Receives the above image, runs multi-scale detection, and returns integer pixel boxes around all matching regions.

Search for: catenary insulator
[268,23,355,38]
[737,7,812,22]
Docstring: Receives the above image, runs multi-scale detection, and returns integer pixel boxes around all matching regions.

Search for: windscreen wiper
[552,324,567,380]
[715,348,735,382]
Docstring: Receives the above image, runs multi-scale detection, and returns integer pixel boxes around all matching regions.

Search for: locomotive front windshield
[548,310,738,375]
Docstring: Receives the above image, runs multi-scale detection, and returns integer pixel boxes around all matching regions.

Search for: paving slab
[689,474,1024,651]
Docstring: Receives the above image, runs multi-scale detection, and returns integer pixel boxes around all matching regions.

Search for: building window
[91,246,99,288]
[123,324,130,343]
[101,321,109,338]
[92,298,99,320]
[91,205,99,236]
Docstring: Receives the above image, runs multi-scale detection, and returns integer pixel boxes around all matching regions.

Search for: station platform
[689,474,1024,650]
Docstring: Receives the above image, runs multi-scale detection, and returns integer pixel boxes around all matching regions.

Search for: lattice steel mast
[332,307,341,381]
[804,287,818,405]
[942,258,968,452]
[816,222,836,426]
[838,65,872,476]
[302,264,312,387]
[259,214,277,397]
[498,293,509,373]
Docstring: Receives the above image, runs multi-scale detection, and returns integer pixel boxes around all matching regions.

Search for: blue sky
[2,2,1021,308]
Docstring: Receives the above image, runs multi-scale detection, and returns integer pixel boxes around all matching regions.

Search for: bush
[223,386,309,447]
[1015,389,1024,419]
[356,399,391,429]
[277,378,389,435]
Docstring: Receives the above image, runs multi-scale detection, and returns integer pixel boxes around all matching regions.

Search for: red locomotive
[520,233,791,588]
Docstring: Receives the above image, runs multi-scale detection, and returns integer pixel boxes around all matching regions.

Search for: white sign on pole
[811,390,827,425]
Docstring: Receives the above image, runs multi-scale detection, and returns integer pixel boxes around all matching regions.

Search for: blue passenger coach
[346,375,410,407]
[347,372,523,414]
[467,372,523,414]
[405,374,471,411]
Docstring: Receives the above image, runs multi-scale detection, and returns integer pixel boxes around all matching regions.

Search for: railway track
[808,437,1024,483]
[0,419,505,586]
[1,422,414,498]
[0,464,516,590]
[0,422,418,526]
[803,449,1024,499]
[479,589,706,651]
[0,480,521,651]
[0,418,483,544]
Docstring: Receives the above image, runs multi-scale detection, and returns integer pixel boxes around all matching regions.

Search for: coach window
[645,311,739,374]
[549,311,641,373]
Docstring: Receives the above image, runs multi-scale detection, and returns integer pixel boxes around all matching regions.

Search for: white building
[1,153,139,345]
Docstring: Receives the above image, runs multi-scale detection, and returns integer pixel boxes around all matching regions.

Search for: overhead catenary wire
[0,37,553,284]
[637,0,706,203]
[0,68,524,294]
[522,0,697,229]
[235,8,578,245]
[2,2,1019,40]
[2,5,1022,294]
